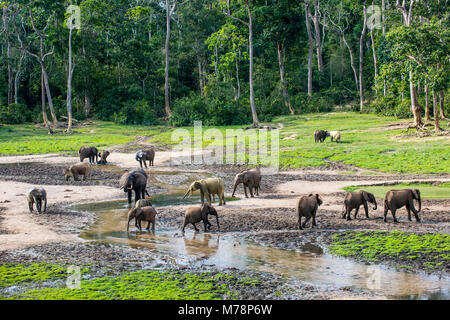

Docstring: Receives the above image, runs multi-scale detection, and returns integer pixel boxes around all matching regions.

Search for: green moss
[0,263,89,287]
[328,231,450,272]
[343,182,450,199]
[4,269,261,300]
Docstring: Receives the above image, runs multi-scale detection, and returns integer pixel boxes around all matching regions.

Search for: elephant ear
[315,194,323,206]
[362,191,370,202]
[193,181,202,191]
[412,189,420,199]
[201,204,209,219]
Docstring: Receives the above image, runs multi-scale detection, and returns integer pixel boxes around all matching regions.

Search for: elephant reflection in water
[183,233,219,257]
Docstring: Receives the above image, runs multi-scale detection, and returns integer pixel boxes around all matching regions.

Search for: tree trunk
[164,0,173,119]
[84,92,91,118]
[66,28,73,134]
[14,52,25,104]
[432,91,441,131]
[342,34,359,93]
[424,86,430,121]
[305,3,314,96]
[439,91,446,119]
[41,64,57,126]
[370,30,378,96]
[312,0,323,72]
[41,72,52,134]
[235,51,240,101]
[277,40,294,115]
[409,71,423,127]
[359,5,367,112]
[246,0,259,127]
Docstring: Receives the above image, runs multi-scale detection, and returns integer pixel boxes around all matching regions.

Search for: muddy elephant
[64,162,91,181]
[231,167,262,198]
[314,130,328,143]
[127,206,157,232]
[27,188,47,214]
[119,169,150,204]
[134,199,153,209]
[182,203,220,232]
[384,189,421,223]
[342,191,377,221]
[328,131,341,143]
[183,178,226,206]
[296,194,323,230]
[97,151,110,165]
[79,146,98,164]
[135,148,155,168]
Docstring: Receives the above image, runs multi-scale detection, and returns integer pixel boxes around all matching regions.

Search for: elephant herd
[25,144,423,235]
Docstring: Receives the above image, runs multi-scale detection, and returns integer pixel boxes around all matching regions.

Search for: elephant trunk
[372,200,377,211]
[231,179,239,197]
[414,195,422,214]
[183,190,191,199]
[216,215,220,231]
[127,215,133,232]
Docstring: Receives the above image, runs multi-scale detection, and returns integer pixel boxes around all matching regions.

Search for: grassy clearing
[329,231,450,272]
[1,113,448,174]
[0,263,261,300]
[343,182,450,199]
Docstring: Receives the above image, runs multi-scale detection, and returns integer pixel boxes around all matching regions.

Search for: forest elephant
[183,178,226,206]
[135,148,155,168]
[384,189,421,223]
[119,169,150,205]
[314,130,328,143]
[127,206,157,232]
[27,188,47,214]
[231,167,262,198]
[79,146,98,164]
[182,203,220,233]
[64,162,91,181]
[296,194,323,230]
[342,191,377,221]
[97,151,110,165]
[134,199,153,209]
[328,131,341,143]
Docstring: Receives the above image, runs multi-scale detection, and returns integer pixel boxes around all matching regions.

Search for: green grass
[329,231,450,272]
[1,112,449,174]
[0,263,261,300]
[343,182,450,199]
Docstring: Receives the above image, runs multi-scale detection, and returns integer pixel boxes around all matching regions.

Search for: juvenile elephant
[27,188,47,214]
[328,131,341,143]
[135,148,155,168]
[384,189,421,223]
[296,194,323,230]
[119,169,150,204]
[134,199,153,209]
[79,146,98,164]
[314,130,328,143]
[97,151,110,165]
[342,191,377,220]
[64,162,91,181]
[182,203,220,232]
[183,178,226,206]
[231,167,261,198]
[127,206,157,232]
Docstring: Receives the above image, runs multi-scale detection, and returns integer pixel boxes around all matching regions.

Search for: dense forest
[0,0,448,130]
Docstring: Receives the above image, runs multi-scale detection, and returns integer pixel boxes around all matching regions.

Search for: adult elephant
[135,148,155,168]
[231,167,261,198]
[79,146,98,164]
[183,178,225,206]
[384,189,421,223]
[119,169,149,205]
[342,191,377,221]
[314,130,328,143]
[296,194,323,230]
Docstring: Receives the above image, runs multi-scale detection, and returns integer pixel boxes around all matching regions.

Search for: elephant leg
[384,204,389,222]
[244,186,248,198]
[249,185,254,198]
[147,221,151,231]
[43,199,47,212]
[392,209,399,223]
[135,190,141,202]
[364,203,370,219]
[36,199,42,214]
[28,201,33,213]
[347,208,353,221]
[406,205,412,221]
[298,216,303,230]
[192,223,199,232]
[221,193,225,206]
[302,216,312,229]
[312,214,317,227]
[182,221,188,232]
[127,190,132,204]
[354,207,360,219]
[144,160,148,169]
[152,222,155,232]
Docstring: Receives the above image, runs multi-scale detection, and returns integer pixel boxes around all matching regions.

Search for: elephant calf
[135,148,155,168]
[342,191,377,221]
[97,151,110,165]
[127,206,157,232]
[384,189,421,223]
[64,162,91,181]
[231,167,261,198]
[296,194,323,230]
[79,146,98,164]
[182,203,220,233]
[27,188,47,214]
